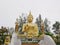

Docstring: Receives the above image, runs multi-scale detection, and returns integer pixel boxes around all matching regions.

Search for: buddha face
[27,15,33,23]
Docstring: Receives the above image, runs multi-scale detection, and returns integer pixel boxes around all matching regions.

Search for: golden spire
[29,11,32,15]
[28,11,33,19]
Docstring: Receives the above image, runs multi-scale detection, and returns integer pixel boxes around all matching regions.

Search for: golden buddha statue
[4,36,10,45]
[22,12,38,38]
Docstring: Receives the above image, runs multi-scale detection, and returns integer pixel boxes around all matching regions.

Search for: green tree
[0,26,8,45]
[18,13,27,33]
[35,14,42,34]
[44,18,51,33]
[52,21,60,34]
[52,21,60,45]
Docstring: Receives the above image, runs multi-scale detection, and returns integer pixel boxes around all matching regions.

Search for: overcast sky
[0,0,60,28]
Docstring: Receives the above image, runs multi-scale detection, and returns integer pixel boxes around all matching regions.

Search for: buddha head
[27,12,33,23]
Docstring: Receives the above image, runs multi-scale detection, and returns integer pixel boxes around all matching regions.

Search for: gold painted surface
[22,12,38,38]
[4,36,10,45]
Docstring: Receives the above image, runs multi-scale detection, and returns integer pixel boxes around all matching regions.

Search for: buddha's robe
[22,23,38,38]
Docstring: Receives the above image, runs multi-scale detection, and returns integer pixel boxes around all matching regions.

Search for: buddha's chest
[26,24,35,30]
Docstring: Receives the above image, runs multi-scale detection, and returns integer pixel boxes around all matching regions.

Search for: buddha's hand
[25,24,29,31]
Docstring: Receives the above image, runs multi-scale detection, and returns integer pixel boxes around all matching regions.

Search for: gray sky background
[0,0,60,28]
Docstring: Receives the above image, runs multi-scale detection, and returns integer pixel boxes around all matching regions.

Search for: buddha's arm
[22,24,30,36]
[22,24,25,32]
[22,24,29,32]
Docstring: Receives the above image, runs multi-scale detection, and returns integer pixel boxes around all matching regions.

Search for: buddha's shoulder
[23,23,38,26]
[23,23,28,26]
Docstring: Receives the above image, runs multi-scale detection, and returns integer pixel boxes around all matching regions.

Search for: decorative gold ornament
[15,18,19,32]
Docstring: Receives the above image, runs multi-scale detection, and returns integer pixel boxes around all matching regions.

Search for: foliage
[8,27,14,35]
[18,14,27,33]
[44,18,50,33]
[52,21,60,34]
[55,34,60,45]
[45,32,53,37]
[0,27,9,44]
[52,21,60,45]
[35,14,42,34]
